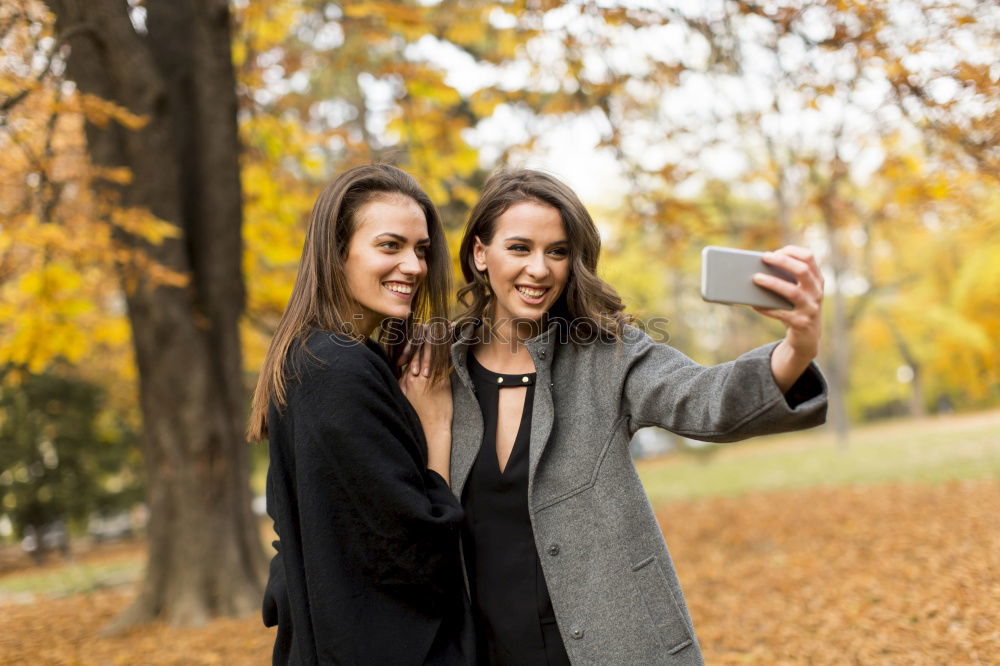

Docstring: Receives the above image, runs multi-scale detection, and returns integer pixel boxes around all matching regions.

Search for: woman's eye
[507,244,529,253]
[549,247,569,257]
[379,241,400,250]
[415,246,428,258]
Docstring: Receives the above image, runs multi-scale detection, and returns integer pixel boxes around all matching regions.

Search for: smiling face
[473,200,570,331]
[343,195,430,335]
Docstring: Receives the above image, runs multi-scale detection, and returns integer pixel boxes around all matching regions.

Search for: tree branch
[0,22,100,115]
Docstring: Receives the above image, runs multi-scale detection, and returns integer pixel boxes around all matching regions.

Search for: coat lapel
[449,325,481,497]
[524,326,558,494]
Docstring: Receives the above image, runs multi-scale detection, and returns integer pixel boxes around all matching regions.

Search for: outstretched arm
[621,332,827,443]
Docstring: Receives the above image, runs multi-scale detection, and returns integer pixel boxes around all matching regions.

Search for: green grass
[0,557,142,601]
[637,410,1000,505]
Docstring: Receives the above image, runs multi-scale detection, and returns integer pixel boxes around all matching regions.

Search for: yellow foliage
[235,2,305,58]
[109,207,182,245]
[343,1,423,26]
[406,77,462,107]
[451,183,481,209]
[77,93,148,130]
[93,166,134,185]
[0,48,141,390]
[0,262,103,373]
[469,89,504,118]
[444,20,489,46]
[20,262,83,295]
[7,0,996,427]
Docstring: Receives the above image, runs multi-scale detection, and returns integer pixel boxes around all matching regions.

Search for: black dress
[461,351,571,666]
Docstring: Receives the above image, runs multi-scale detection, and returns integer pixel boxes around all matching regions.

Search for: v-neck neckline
[467,351,534,479]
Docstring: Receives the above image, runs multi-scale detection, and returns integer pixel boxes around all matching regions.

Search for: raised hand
[752,245,824,392]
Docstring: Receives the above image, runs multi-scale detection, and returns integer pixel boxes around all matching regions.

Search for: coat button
[547,544,560,556]
[539,350,547,359]
[570,627,584,640]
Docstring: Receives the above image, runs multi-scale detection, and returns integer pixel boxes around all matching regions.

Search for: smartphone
[700,246,795,310]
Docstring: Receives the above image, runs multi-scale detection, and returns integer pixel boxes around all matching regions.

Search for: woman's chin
[378,305,413,321]
[490,302,545,324]
[506,310,548,328]
[515,300,553,321]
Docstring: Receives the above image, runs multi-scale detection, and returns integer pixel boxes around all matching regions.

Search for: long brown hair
[455,168,629,342]
[247,164,451,441]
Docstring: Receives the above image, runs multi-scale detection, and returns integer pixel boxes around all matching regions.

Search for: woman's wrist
[425,427,452,484]
[770,339,813,394]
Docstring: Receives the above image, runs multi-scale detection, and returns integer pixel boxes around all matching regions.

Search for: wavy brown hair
[455,168,629,342]
[247,164,451,441]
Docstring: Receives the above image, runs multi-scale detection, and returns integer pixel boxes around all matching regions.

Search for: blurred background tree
[0,367,142,562]
[4,0,262,628]
[1,0,997,627]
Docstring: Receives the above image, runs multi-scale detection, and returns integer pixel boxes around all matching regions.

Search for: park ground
[1,410,998,665]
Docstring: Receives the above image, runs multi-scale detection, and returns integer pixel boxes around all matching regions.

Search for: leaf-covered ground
[660,480,998,664]
[0,479,996,664]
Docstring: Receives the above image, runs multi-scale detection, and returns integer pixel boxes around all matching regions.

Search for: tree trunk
[818,164,851,449]
[826,249,851,448]
[765,133,795,246]
[46,0,266,628]
[886,319,926,419]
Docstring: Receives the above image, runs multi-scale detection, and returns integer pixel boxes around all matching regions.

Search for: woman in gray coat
[404,169,827,666]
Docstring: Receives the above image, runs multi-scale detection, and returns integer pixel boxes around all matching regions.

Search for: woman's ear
[472,236,488,273]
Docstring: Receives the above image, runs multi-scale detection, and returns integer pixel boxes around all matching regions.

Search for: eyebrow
[504,236,569,248]
[374,232,430,244]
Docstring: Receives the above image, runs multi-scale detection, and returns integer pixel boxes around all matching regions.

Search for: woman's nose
[525,252,549,279]
[399,250,425,276]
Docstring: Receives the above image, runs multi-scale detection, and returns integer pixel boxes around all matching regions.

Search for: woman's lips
[383,281,414,299]
[514,285,548,305]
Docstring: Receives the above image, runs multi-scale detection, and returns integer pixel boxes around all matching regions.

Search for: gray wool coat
[448,321,828,665]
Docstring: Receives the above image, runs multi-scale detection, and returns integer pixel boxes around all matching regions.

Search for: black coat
[262,331,472,665]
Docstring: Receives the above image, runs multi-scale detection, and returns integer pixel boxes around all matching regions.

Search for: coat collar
[450,317,561,385]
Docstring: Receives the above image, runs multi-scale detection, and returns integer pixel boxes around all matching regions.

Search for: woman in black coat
[247,164,472,665]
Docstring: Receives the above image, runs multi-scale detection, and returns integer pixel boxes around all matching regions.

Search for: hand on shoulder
[399,343,454,483]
